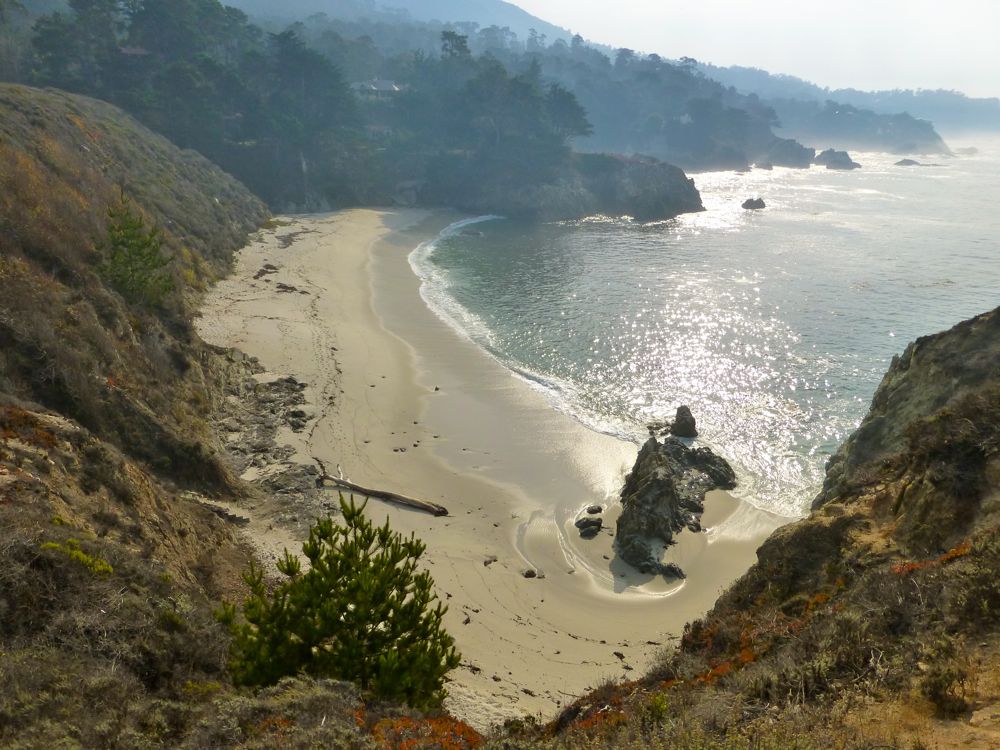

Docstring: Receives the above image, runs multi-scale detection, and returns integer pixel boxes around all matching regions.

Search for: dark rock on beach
[575,516,603,539]
[742,197,766,210]
[615,433,736,578]
[814,148,861,170]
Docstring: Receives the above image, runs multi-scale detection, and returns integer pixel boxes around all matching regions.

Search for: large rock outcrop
[814,308,1000,521]
[443,152,704,222]
[813,148,861,170]
[615,436,736,577]
[764,138,816,168]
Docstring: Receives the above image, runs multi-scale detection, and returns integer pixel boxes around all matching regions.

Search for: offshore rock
[814,148,861,170]
[766,138,816,168]
[742,197,766,210]
[615,436,736,578]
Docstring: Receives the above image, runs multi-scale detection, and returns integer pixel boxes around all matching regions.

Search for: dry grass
[0,84,269,485]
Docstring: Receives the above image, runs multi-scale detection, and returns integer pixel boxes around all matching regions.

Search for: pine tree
[99,191,173,306]
[219,495,461,709]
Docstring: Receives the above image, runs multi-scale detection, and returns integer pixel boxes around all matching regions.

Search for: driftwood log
[313,457,448,517]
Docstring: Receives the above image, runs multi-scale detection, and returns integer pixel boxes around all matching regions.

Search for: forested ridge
[698,61,1000,134]
[0,0,600,215]
[0,0,948,218]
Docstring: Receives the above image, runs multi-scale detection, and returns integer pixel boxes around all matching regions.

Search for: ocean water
[411,142,1000,517]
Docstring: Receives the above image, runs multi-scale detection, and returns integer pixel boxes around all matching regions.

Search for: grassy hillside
[0,83,267,480]
[0,83,487,749]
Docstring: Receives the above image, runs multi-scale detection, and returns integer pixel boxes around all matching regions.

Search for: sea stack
[669,405,698,437]
[615,435,736,578]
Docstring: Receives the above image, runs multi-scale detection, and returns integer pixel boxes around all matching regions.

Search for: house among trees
[350,79,405,99]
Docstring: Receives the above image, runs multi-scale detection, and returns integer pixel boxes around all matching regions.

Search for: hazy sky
[513,1,1000,98]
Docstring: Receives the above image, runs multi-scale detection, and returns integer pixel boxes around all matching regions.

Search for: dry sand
[196,209,787,727]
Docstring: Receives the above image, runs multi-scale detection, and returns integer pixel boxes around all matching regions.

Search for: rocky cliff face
[574,154,705,222]
[676,307,1000,726]
[445,152,704,222]
[813,310,1000,520]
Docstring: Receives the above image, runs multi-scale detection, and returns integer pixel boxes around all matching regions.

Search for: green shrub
[39,538,113,576]
[220,496,460,709]
[99,191,174,306]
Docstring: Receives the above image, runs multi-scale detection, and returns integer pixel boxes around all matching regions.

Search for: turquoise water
[411,142,1000,516]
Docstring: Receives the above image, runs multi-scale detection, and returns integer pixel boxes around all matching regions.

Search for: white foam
[409,217,644,446]
[408,216,504,350]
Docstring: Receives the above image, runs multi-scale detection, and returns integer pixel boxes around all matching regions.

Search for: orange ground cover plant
[891,541,972,576]
[372,715,484,750]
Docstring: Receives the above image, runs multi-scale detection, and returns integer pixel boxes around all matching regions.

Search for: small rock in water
[742,197,766,210]
[587,505,603,515]
[669,405,698,438]
[813,148,861,170]
[523,569,538,579]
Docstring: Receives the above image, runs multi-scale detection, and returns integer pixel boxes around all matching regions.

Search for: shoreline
[195,208,786,726]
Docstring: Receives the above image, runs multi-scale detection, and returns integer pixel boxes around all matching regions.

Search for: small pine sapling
[99,190,174,306]
[219,495,460,708]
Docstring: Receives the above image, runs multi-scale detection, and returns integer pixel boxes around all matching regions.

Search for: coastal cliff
[0,85,312,748]
[428,151,705,222]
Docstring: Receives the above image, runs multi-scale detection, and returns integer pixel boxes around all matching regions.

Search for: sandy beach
[195,208,787,727]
